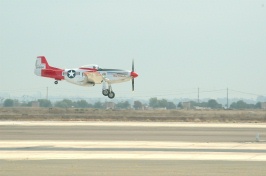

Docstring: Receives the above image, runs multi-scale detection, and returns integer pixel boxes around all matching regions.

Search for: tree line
[149,98,263,109]
[1,99,144,109]
[1,98,264,110]
[176,99,262,109]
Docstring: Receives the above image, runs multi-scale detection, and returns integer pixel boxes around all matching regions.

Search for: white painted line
[1,141,266,150]
[1,151,266,161]
[1,121,266,128]
[1,141,266,161]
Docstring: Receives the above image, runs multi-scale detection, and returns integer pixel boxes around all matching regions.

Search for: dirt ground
[0,107,266,122]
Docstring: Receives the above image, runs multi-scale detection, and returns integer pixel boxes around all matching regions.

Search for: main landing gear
[54,80,58,84]
[102,83,115,99]
[102,89,115,99]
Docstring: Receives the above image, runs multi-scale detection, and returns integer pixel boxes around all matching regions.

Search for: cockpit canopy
[80,64,101,70]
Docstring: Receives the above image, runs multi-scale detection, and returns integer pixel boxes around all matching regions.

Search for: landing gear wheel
[54,81,58,84]
[102,89,109,96]
[108,91,115,99]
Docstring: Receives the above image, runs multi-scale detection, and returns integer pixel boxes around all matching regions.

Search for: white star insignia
[67,70,76,78]
[69,70,75,77]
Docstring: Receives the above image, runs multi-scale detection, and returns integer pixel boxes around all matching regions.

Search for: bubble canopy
[80,64,101,70]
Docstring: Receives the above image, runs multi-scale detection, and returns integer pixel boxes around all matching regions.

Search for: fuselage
[63,65,134,87]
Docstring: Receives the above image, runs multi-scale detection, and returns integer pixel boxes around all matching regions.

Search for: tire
[54,81,58,84]
[102,89,109,96]
[108,91,115,99]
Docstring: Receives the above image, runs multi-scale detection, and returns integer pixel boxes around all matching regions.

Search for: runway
[1,121,266,142]
[1,121,266,175]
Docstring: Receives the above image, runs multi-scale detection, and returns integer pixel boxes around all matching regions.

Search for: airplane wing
[83,71,103,84]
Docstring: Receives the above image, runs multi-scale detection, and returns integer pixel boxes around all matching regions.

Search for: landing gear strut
[102,82,115,99]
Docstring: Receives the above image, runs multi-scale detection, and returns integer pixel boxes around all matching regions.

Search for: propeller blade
[132,59,134,72]
[132,78,134,91]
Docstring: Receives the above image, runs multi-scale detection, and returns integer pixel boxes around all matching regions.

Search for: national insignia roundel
[67,70,76,79]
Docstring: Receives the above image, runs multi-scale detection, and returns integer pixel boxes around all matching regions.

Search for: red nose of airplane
[130,71,138,78]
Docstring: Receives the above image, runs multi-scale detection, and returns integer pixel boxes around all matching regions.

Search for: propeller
[130,59,138,91]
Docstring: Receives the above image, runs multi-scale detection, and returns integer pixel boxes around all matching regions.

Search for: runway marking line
[1,141,266,161]
[1,121,266,128]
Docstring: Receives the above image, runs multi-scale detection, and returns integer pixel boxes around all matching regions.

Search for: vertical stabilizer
[36,56,50,69]
[35,56,50,76]
[34,56,64,80]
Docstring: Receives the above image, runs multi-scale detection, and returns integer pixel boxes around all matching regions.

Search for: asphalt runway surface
[1,121,266,142]
[1,121,266,176]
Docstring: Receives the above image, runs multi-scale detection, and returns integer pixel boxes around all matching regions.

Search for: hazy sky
[1,0,266,100]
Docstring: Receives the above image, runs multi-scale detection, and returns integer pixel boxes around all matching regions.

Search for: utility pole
[198,87,199,103]
[227,88,228,109]
[46,87,48,100]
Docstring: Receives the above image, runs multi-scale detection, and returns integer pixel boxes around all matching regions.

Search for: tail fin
[35,56,50,70]
[35,56,48,76]
[34,56,64,80]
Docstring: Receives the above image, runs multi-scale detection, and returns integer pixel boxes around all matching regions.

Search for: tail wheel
[54,81,58,84]
[108,91,115,99]
[102,89,109,96]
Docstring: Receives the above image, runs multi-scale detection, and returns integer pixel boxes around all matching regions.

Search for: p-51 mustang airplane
[34,56,138,99]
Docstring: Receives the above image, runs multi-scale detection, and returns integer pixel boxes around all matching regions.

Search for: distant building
[155,107,167,110]
[261,102,266,109]
[182,102,191,110]
[13,100,20,107]
[105,102,115,109]
[194,106,211,110]
[0,98,4,107]
[31,101,40,107]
